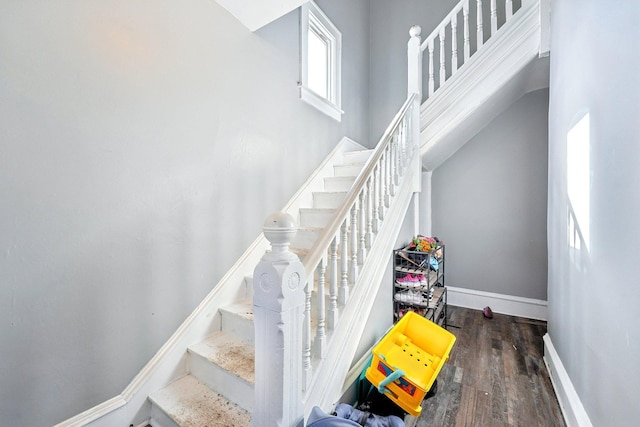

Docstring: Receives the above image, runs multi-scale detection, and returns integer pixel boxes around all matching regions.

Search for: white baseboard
[446,286,547,320]
[543,334,593,427]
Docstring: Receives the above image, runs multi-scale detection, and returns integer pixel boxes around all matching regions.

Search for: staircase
[146,149,375,427]
[56,0,549,425]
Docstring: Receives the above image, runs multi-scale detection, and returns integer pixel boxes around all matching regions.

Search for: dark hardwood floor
[405,306,566,427]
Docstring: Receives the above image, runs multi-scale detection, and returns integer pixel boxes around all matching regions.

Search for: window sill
[299,85,343,122]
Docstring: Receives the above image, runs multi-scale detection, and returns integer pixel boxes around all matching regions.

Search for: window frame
[300,1,343,121]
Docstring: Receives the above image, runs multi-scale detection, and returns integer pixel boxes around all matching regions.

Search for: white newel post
[408,26,423,231]
[407,25,422,99]
[253,212,306,427]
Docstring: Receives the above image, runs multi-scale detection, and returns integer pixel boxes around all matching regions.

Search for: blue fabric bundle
[307,403,405,427]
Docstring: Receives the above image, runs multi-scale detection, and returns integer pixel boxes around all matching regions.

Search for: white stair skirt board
[543,334,594,427]
[447,286,547,321]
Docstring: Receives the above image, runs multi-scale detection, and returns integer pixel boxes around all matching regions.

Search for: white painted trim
[447,286,547,320]
[543,334,594,427]
[299,85,344,122]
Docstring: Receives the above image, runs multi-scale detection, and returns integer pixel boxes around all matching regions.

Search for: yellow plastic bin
[364,311,456,416]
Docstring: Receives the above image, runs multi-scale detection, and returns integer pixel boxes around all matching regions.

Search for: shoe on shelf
[395,273,420,288]
[394,290,428,306]
[414,274,428,287]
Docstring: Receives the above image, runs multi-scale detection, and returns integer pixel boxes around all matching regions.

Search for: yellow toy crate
[365,311,456,416]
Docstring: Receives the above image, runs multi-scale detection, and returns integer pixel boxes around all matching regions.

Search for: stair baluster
[358,191,367,265]
[372,165,381,230]
[491,0,498,34]
[477,0,484,48]
[328,236,339,329]
[365,177,374,250]
[303,275,312,390]
[452,14,459,72]
[314,257,327,358]
[427,39,435,96]
[349,204,359,283]
[463,0,470,60]
[439,27,446,86]
[339,220,349,304]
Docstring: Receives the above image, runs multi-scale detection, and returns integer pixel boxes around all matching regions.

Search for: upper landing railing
[408,0,528,101]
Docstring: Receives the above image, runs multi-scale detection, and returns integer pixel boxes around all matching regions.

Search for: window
[300,1,342,121]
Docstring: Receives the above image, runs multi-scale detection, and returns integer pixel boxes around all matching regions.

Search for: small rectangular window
[300,1,342,121]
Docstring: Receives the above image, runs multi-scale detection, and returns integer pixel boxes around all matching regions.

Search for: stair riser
[299,210,335,228]
[324,177,356,192]
[220,307,254,345]
[292,229,322,250]
[342,150,372,164]
[149,403,180,427]
[313,192,347,209]
[333,163,365,177]
[188,350,254,412]
[244,276,253,301]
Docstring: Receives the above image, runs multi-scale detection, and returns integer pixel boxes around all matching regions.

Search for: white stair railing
[253,93,421,423]
[300,92,420,389]
[417,0,526,99]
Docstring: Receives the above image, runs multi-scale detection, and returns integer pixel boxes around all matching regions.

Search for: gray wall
[548,0,640,424]
[0,0,369,425]
[369,0,458,141]
[431,89,549,300]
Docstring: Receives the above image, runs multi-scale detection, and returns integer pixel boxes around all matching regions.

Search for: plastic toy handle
[377,368,406,394]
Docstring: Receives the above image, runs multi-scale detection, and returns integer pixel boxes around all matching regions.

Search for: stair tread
[190,332,255,385]
[149,375,251,427]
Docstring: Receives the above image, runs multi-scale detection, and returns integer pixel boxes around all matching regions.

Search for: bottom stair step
[149,375,251,427]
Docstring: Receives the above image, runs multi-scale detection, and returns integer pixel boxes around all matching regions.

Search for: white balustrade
[288,94,418,407]
[413,0,524,101]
